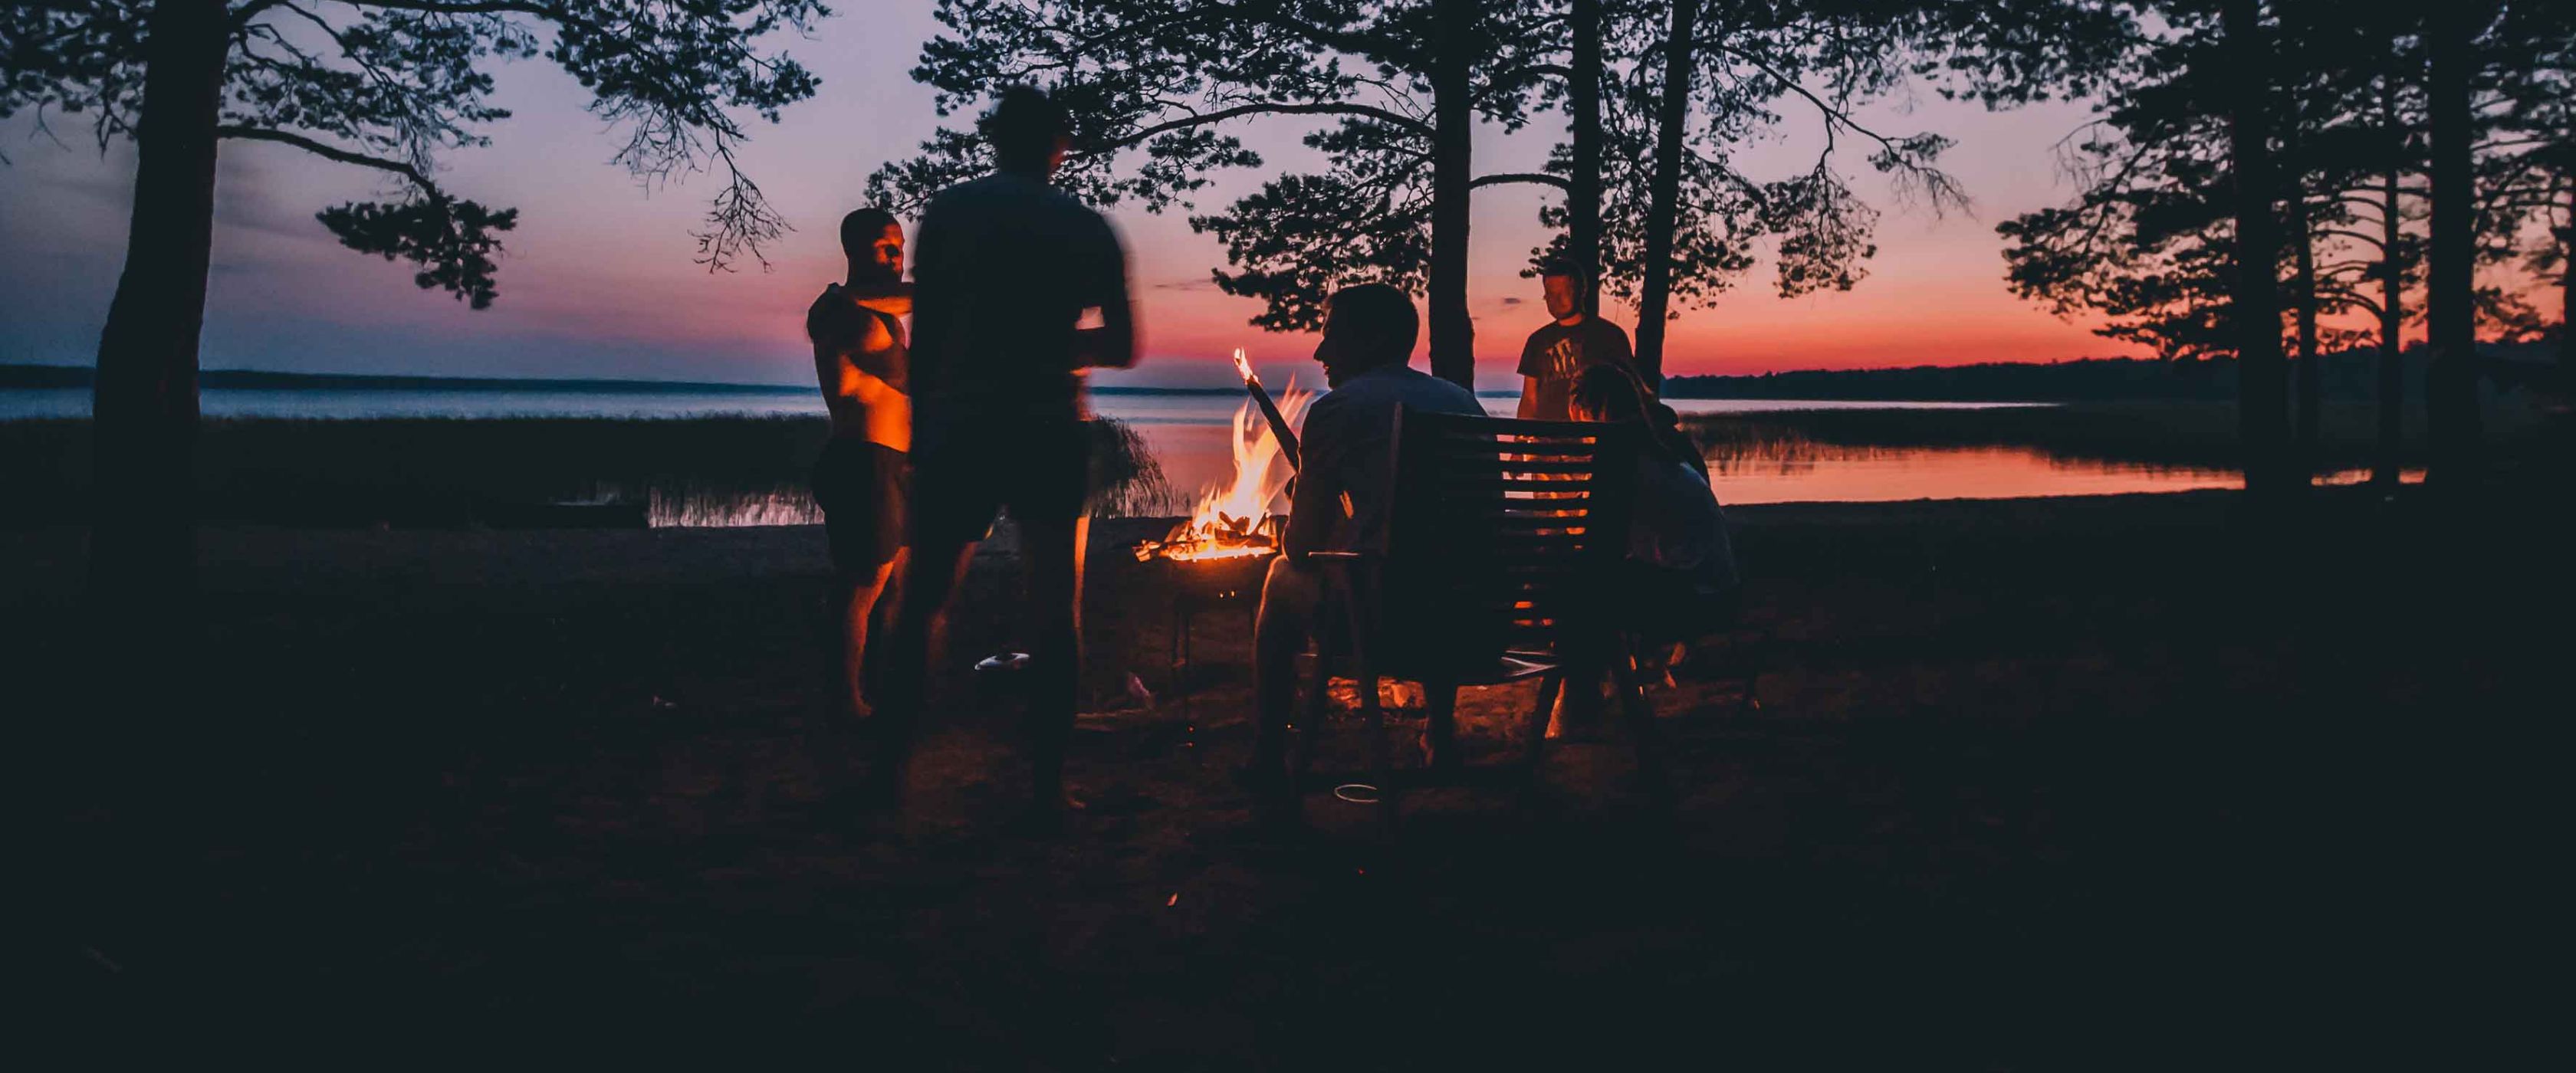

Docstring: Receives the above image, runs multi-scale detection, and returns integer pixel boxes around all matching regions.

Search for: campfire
[1134,349,1313,564]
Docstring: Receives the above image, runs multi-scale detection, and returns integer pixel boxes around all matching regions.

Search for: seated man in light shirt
[1247,284,1484,819]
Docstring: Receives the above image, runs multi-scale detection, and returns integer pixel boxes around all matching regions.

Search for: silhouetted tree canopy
[2001,1,2567,363]
[1582,0,1976,316]
[872,0,1572,333]
[2477,1,2573,349]
[1999,1,2400,361]
[0,0,832,305]
[874,0,2016,349]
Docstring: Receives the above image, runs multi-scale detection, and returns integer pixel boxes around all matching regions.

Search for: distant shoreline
[0,363,811,395]
[9,340,2546,402]
[0,363,1346,398]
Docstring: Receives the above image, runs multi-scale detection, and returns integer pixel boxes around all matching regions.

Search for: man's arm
[1282,397,1341,559]
[906,207,948,372]
[1515,332,1546,418]
[1077,215,1138,369]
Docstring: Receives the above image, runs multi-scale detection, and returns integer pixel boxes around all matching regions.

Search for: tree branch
[231,0,291,25]
[218,124,433,189]
[1226,2,1421,70]
[1711,41,1967,213]
[2314,228,2390,251]
[1715,44,1910,157]
[334,0,554,14]
[1092,100,1432,153]
[1471,172,1571,190]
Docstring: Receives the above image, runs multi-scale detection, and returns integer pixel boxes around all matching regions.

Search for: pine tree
[869,0,1566,389]
[2,0,830,610]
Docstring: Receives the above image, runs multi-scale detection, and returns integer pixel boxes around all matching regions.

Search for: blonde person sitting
[1566,363,1740,656]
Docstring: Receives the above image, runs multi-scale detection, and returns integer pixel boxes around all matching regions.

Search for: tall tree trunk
[1427,0,1475,390]
[2374,161,2406,491]
[1632,0,1699,386]
[2290,174,2323,479]
[2222,0,2291,500]
[1569,0,1604,320]
[2424,2,2482,487]
[90,0,229,615]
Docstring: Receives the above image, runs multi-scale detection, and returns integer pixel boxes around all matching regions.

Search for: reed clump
[0,415,1168,527]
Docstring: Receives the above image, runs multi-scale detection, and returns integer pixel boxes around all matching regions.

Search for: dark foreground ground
[12,489,2564,1065]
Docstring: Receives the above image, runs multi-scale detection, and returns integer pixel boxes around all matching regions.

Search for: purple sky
[1,3,2164,390]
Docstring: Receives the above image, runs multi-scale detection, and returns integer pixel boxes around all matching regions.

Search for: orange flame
[1137,356,1313,562]
[1233,347,1257,386]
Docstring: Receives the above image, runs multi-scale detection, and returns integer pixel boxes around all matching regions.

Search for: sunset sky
[0,2,2166,392]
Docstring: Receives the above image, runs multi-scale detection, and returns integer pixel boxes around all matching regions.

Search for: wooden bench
[1293,407,1673,827]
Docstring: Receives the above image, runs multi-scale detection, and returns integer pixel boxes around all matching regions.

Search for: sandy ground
[13,490,2561,1064]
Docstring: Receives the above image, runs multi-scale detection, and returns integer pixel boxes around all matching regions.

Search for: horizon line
[0,354,2198,395]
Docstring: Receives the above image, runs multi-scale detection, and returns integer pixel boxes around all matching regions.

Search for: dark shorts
[908,418,1092,548]
[812,438,908,572]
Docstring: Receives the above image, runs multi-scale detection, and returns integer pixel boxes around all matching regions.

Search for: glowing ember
[1135,352,1313,563]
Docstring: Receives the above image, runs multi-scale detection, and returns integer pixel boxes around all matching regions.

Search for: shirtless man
[806,208,913,727]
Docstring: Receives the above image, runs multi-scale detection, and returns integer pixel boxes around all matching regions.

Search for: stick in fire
[1234,349,1300,471]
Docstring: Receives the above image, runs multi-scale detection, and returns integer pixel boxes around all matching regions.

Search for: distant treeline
[0,363,1303,399]
[1666,355,2335,402]
[1663,343,2562,402]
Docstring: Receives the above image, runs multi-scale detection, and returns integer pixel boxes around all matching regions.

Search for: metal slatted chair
[1292,406,1671,827]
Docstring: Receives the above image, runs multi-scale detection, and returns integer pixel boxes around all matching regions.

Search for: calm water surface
[4,386,2394,526]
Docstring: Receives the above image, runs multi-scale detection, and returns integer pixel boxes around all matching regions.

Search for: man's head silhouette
[1312,284,1420,387]
[840,207,902,286]
[981,86,1074,178]
[1539,260,1589,321]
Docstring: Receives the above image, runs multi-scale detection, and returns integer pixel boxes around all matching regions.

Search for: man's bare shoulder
[847,282,913,316]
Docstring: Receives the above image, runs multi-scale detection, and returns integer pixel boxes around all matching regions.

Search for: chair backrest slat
[1379,407,1638,674]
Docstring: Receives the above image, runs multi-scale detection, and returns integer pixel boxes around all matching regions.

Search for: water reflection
[644,428,2425,528]
[1700,438,2420,504]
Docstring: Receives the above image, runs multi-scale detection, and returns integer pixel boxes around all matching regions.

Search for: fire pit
[1139,513,1283,596]
[1133,353,1311,718]
[1139,516,1285,724]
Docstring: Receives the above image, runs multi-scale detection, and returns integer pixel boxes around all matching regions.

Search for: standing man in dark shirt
[1516,263,1635,422]
[1515,261,1635,733]
[866,86,1138,832]
[806,208,914,740]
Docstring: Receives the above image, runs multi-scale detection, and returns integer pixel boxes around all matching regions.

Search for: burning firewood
[1136,355,1313,563]
[1234,348,1300,469]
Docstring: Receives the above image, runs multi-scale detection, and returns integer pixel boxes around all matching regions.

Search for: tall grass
[0,416,1168,527]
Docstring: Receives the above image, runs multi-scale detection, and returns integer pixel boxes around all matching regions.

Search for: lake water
[2,386,2402,525]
